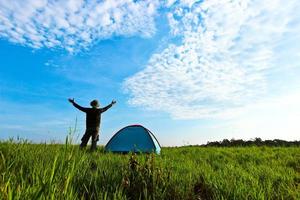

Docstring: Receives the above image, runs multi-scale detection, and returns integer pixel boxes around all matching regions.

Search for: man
[68,98,116,151]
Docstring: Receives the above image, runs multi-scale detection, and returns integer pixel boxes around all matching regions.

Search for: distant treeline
[202,138,300,147]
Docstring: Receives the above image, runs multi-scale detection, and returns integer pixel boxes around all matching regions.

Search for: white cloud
[216,91,300,141]
[0,0,159,52]
[124,0,300,119]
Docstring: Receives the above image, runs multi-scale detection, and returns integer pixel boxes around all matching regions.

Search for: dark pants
[80,128,99,150]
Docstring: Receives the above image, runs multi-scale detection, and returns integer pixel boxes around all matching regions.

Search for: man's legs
[91,129,99,151]
[80,130,91,148]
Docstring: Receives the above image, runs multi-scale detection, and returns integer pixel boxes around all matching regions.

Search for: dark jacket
[72,102,112,129]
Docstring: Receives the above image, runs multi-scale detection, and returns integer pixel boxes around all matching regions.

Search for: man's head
[90,99,100,108]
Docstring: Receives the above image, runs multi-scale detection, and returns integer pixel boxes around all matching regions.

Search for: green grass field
[1,139,300,200]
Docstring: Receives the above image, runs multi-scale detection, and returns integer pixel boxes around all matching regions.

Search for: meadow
[0,138,300,200]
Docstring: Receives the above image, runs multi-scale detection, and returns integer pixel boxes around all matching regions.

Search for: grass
[0,138,300,199]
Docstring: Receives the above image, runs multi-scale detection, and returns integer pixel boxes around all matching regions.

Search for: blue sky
[1,0,300,146]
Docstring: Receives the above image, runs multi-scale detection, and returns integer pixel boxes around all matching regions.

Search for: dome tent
[105,125,161,154]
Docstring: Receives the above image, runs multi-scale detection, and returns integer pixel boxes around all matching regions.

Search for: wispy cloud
[124,0,300,119]
[0,0,159,52]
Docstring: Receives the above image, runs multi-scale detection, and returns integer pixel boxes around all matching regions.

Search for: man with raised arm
[68,98,116,151]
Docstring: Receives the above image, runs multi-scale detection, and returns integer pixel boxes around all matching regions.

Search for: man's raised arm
[68,98,88,112]
[100,100,116,113]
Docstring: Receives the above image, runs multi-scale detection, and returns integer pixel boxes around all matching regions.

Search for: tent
[105,125,161,154]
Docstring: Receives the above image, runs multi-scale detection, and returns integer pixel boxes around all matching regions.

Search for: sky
[1,0,300,146]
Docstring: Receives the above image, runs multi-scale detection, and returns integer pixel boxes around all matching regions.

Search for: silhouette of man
[68,98,116,151]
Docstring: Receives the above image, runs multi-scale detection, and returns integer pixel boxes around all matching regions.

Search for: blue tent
[105,125,161,154]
